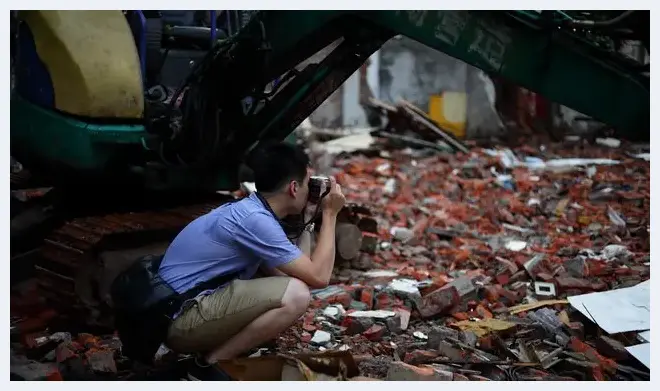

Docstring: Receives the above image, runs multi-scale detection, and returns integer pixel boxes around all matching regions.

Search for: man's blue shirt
[159,192,302,293]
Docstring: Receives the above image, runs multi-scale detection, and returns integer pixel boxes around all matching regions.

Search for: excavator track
[33,200,228,328]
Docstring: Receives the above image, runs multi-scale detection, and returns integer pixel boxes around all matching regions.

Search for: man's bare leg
[205,278,311,363]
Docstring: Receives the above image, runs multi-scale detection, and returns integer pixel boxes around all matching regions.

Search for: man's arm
[276,178,345,288]
[294,204,317,257]
[233,178,345,289]
[296,228,313,257]
[260,223,313,277]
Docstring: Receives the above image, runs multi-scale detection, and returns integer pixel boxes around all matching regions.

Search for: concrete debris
[362,270,399,278]
[311,330,332,345]
[412,331,428,340]
[348,310,396,319]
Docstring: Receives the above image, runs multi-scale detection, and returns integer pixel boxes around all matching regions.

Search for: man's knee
[282,278,311,315]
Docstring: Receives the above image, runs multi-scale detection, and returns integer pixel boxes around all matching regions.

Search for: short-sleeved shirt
[158,192,302,294]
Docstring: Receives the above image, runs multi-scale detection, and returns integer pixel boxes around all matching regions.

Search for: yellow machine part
[428,92,467,139]
[20,10,144,119]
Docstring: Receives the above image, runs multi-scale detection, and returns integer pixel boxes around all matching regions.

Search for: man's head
[248,142,311,216]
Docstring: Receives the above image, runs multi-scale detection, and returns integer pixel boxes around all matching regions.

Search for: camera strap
[254,192,319,238]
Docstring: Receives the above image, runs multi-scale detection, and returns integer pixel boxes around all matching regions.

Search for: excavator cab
[124,11,234,91]
[11,10,253,192]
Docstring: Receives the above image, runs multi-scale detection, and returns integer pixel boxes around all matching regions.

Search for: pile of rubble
[10,102,650,380]
[10,307,125,381]
[272,109,650,380]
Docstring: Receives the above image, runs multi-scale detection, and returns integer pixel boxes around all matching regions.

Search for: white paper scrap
[625,343,650,369]
[567,280,649,334]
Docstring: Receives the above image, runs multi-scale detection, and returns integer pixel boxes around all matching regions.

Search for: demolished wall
[378,36,503,138]
[307,36,505,136]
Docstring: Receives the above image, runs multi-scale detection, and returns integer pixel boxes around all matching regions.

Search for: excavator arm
[163,10,647,166]
[11,10,648,193]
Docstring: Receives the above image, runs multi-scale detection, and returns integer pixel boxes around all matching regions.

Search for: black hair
[246,141,310,193]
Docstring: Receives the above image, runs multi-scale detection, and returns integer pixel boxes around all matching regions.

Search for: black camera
[308,176,331,203]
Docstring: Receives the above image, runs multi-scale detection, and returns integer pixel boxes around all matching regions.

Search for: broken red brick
[300,332,312,343]
[302,323,316,332]
[386,362,451,381]
[77,333,99,349]
[403,350,439,365]
[326,292,353,308]
[452,373,470,381]
[588,262,611,277]
[451,312,470,321]
[496,286,520,304]
[536,272,554,282]
[374,291,403,310]
[420,276,450,296]
[555,277,607,292]
[509,270,528,283]
[475,304,493,319]
[418,285,459,318]
[363,324,386,342]
[569,337,617,373]
[342,316,374,335]
[45,370,63,381]
[495,273,510,285]
[483,286,500,303]
[359,287,374,310]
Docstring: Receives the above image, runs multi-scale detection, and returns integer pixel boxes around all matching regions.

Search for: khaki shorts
[166,276,292,353]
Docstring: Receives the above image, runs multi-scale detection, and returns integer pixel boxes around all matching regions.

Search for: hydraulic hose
[568,10,635,27]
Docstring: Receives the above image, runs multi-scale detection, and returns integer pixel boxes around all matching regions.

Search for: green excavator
[10,11,649,328]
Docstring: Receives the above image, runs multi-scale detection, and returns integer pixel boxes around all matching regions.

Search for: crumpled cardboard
[216,350,360,381]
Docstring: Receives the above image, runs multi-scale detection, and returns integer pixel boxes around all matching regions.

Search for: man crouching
[157,142,345,380]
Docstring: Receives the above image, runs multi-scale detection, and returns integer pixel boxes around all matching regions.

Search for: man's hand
[321,177,346,216]
[277,177,343,289]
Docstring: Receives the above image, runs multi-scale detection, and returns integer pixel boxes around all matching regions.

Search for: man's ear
[289,180,299,197]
